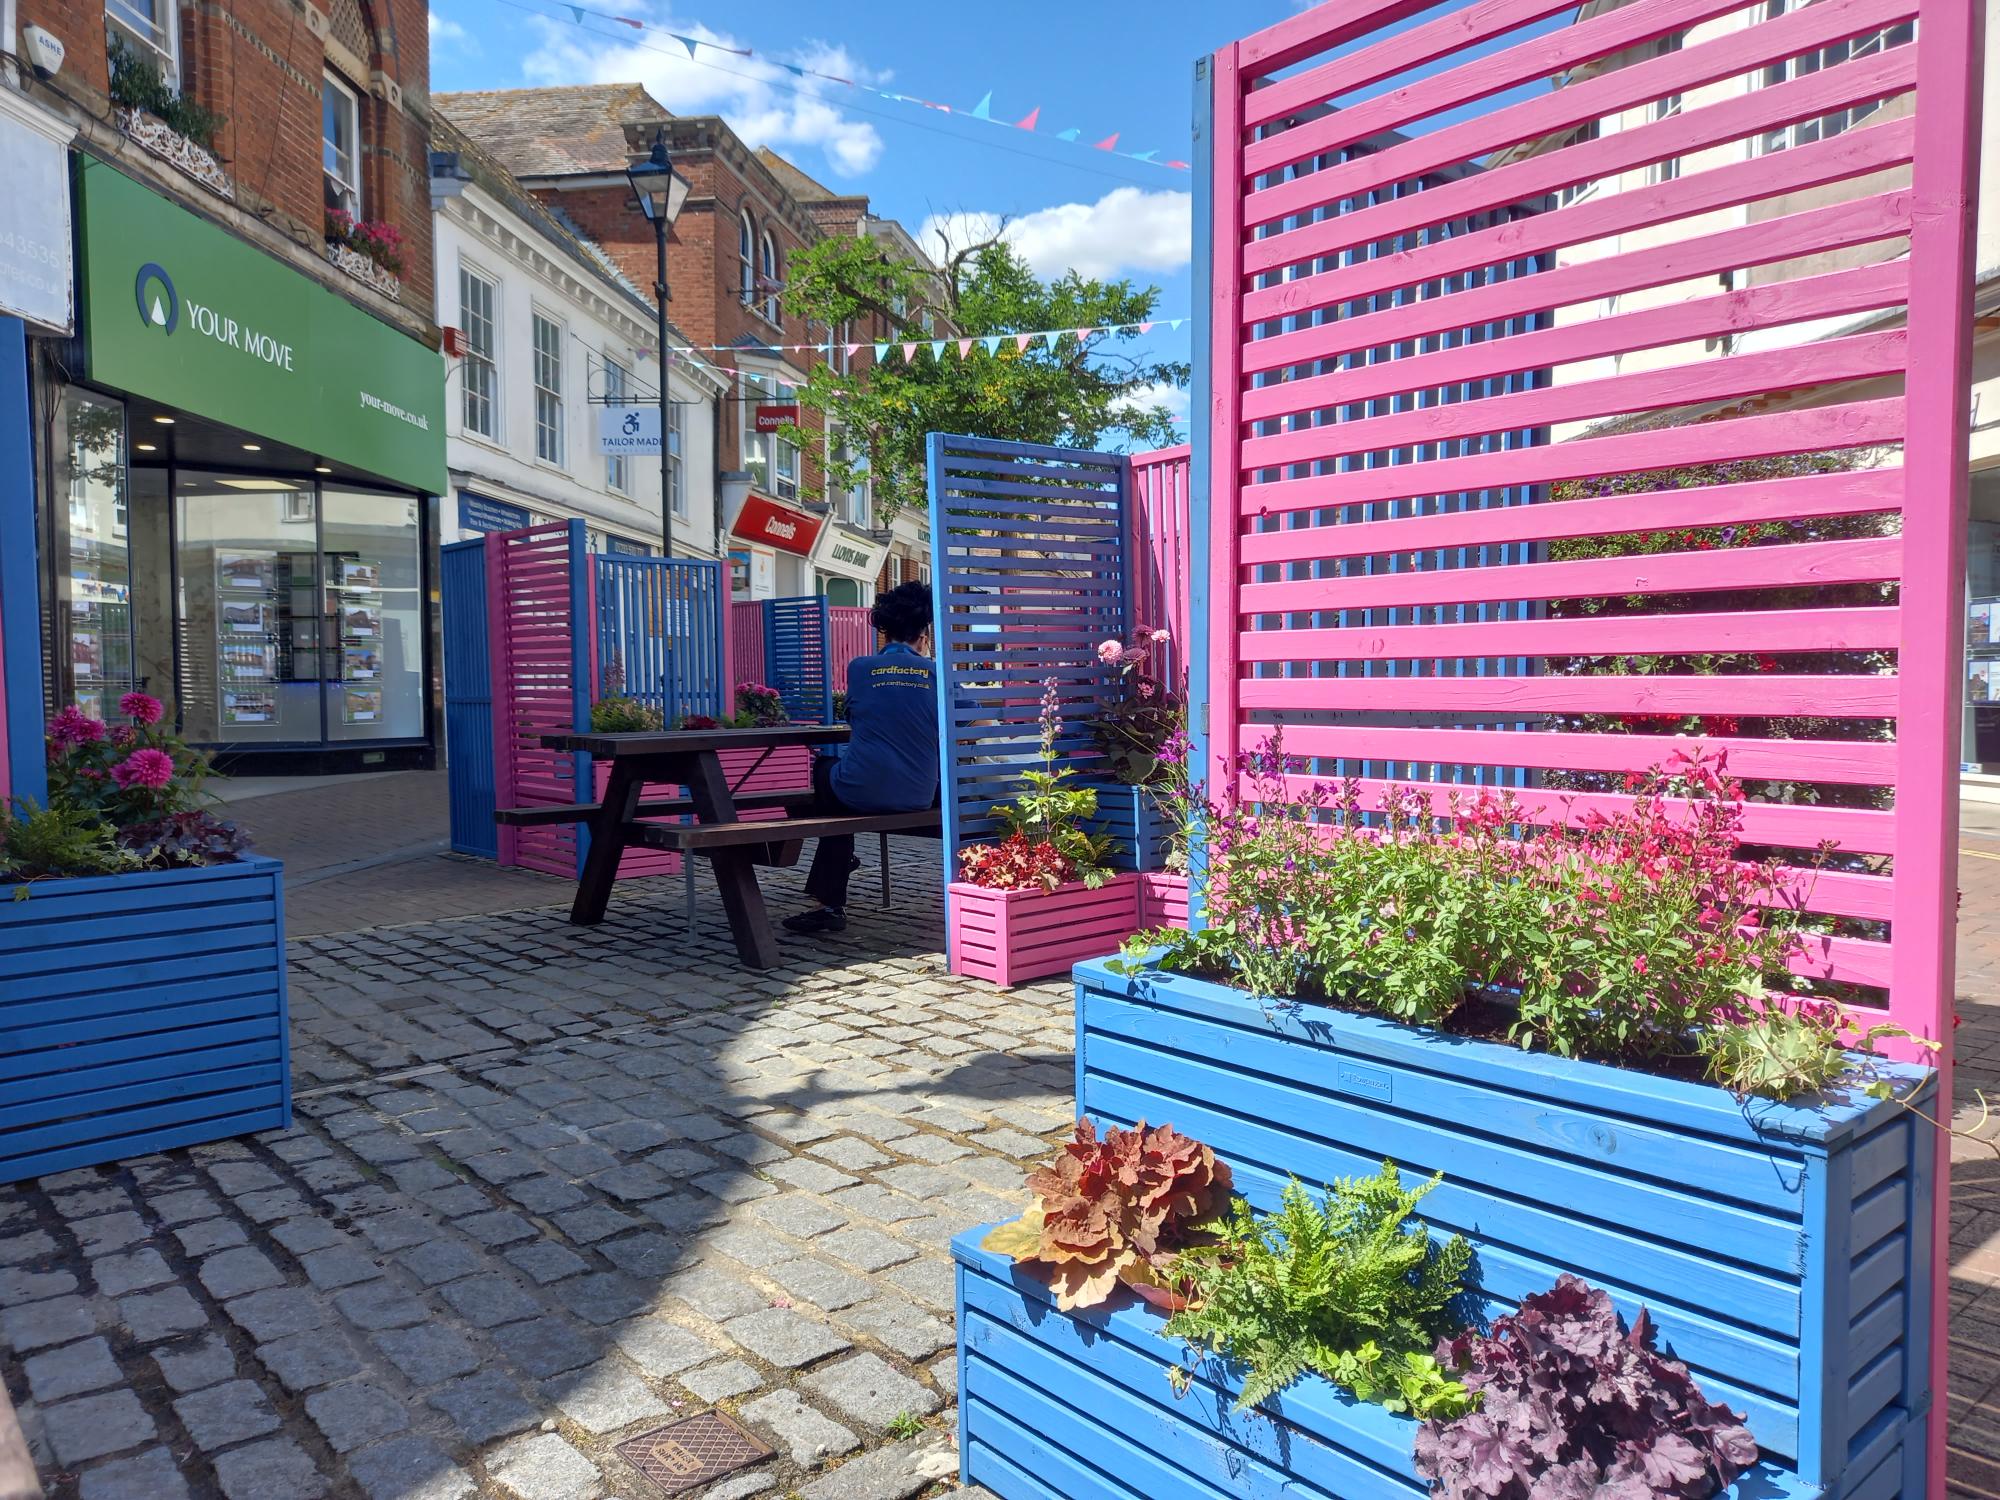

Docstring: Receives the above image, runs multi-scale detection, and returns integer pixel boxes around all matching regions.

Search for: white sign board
[0,95,75,333]
[598,405,661,455]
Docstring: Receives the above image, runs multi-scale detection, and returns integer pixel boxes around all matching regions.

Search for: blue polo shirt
[830,642,939,813]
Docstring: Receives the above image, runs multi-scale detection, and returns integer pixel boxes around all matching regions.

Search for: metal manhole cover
[615,1410,774,1494]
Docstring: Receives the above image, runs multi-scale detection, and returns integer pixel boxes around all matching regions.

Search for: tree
[780,228,1188,521]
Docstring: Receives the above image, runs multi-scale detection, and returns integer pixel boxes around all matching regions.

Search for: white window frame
[322,71,363,218]
[458,264,499,442]
[773,426,799,502]
[1646,32,1684,186]
[1759,3,1916,152]
[106,0,179,88]
[531,311,565,467]
[759,231,781,325]
[739,210,757,308]
[603,358,630,494]
[667,399,687,518]
[739,397,771,493]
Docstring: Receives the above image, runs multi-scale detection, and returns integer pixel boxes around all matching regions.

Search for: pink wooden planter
[947,874,1140,988]
[718,743,813,800]
[1138,872,1190,930]
[587,743,814,881]
[590,761,683,879]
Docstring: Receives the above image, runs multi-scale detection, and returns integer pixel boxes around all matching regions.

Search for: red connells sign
[732,493,823,556]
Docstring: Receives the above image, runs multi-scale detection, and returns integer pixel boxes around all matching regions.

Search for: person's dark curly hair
[870,580,932,644]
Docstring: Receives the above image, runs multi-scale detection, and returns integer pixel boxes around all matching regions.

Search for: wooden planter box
[1137,872,1189,929]
[718,742,814,798]
[0,857,292,1185]
[1077,779,1172,872]
[586,745,816,879]
[591,761,684,879]
[953,1230,1894,1500]
[948,876,1140,988]
[1068,960,1935,1493]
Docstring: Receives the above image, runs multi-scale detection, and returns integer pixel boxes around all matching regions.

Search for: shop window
[603,359,630,493]
[50,389,137,722]
[827,425,868,527]
[532,312,564,465]
[322,71,363,217]
[459,266,498,439]
[106,0,179,88]
[1760,5,1916,152]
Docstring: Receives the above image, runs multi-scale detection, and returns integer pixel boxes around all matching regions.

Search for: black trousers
[804,756,857,909]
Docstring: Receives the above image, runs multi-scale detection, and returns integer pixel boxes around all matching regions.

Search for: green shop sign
[79,160,446,494]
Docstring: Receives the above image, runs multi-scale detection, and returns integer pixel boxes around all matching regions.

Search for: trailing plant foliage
[325,211,407,278]
[981,1118,1231,1312]
[960,677,1116,891]
[1415,1276,1757,1500]
[5,696,247,881]
[1119,737,1863,1099]
[1164,1166,1474,1416]
[590,696,665,733]
[109,36,226,150]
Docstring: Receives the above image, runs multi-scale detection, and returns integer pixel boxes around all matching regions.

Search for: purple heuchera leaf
[1414,1275,1757,1500]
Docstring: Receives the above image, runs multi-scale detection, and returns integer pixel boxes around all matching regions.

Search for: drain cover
[615,1410,774,1494]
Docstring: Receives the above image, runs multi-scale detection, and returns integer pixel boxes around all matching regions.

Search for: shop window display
[53,390,138,722]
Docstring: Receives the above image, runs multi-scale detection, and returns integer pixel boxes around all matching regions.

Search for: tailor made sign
[78,162,446,494]
[598,405,661,455]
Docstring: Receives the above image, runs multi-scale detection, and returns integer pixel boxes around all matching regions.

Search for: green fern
[1163,1163,1474,1415]
[0,799,138,882]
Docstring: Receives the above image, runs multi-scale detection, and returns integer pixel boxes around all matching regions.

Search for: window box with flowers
[949,679,1141,986]
[0,697,289,1185]
[107,37,234,201]
[325,211,405,300]
[1039,741,1938,1500]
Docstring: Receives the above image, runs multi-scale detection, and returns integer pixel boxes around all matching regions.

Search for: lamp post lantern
[625,129,690,557]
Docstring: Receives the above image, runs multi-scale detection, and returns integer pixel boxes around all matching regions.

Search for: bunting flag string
[524,0,1189,174]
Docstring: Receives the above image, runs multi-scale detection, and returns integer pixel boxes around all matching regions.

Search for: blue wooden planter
[0,856,292,1184]
[1068,960,1936,1497]
[1077,779,1172,872]
[954,1230,1912,1500]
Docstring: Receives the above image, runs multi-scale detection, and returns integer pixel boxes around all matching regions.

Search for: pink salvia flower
[110,747,176,790]
[119,691,165,725]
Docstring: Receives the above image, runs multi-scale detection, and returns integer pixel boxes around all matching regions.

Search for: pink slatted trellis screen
[1129,445,1193,688]
[1200,0,1980,1488]
[488,522,591,877]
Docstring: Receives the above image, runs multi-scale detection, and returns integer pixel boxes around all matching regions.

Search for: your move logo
[134,262,178,333]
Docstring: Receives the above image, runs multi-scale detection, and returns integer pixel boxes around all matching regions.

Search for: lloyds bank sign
[80,161,445,494]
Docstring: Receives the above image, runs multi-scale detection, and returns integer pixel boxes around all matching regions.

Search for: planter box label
[1335,1059,1392,1103]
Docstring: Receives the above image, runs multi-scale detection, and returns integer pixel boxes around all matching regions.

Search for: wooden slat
[1236,669,1896,720]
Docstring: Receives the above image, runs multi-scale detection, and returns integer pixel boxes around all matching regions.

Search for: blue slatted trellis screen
[926,433,1131,885]
[440,537,496,858]
[763,595,834,724]
[594,556,727,724]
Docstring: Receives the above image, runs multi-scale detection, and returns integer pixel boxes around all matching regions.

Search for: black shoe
[783,907,847,934]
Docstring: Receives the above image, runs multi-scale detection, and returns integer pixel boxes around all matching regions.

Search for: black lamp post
[626,129,690,557]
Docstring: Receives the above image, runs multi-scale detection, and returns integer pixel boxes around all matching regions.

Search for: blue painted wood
[761,595,833,724]
[0,856,292,1184]
[1070,960,1936,1491]
[441,537,497,859]
[0,317,46,804]
[1187,55,1215,935]
[1074,780,1172,872]
[594,554,726,724]
[955,1231,1913,1500]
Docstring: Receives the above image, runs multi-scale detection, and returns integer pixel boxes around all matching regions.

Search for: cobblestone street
[7,783,2000,1498]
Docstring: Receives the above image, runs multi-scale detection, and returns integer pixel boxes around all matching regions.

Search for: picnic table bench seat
[636,808,942,851]
[493,790,817,827]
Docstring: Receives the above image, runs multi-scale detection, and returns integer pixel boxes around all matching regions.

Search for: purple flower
[111,747,175,789]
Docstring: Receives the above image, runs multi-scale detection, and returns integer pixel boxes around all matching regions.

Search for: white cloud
[1116,379,1190,433]
[429,12,473,50]
[523,14,884,178]
[919,188,1192,282]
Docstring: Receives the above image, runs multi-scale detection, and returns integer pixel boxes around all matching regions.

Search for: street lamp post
[625,129,690,557]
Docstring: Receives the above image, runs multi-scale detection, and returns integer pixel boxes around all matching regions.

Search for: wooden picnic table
[538,724,941,970]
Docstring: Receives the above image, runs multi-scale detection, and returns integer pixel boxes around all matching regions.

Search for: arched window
[738,210,756,307]
[759,232,780,324]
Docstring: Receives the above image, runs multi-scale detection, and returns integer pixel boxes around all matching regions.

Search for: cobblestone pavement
[3,851,1030,1499]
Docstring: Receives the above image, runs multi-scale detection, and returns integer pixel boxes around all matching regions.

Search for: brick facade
[15,0,436,336]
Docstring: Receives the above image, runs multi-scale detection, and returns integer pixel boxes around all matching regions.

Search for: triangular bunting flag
[1014,333,1034,352]
[958,338,974,357]
[1164,160,1190,170]
[982,335,1003,355]
[1014,107,1040,131]
[1074,327,1092,341]
[615,15,642,27]
[567,5,584,21]
[971,92,992,120]
[902,342,918,361]
[874,343,889,361]
[1139,322,1155,335]
[1056,128,1080,142]
[845,344,861,358]
[1093,133,1120,151]
[675,33,697,57]
[1168,319,1185,330]
[1129,150,1158,162]
[930,340,947,359]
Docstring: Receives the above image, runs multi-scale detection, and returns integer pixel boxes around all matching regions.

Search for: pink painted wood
[487,523,588,878]
[1128,444,1193,686]
[947,875,1141,987]
[729,601,764,691]
[1204,1,1981,1485]
[828,606,876,689]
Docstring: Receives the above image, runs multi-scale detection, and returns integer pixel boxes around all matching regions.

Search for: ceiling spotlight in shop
[152,415,174,424]
[135,442,157,452]
[242,443,262,452]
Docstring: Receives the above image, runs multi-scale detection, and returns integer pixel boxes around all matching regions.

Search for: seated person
[783,582,939,935]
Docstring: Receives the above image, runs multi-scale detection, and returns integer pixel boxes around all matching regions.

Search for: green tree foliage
[780,230,1188,520]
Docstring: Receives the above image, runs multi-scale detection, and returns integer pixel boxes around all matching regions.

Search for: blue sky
[424,0,1319,441]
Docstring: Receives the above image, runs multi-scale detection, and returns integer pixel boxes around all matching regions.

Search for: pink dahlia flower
[119,691,165,725]
[111,747,176,790]
[1096,639,1124,664]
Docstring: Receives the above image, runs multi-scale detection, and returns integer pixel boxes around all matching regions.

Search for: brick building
[435,83,936,604]
[1,0,449,775]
